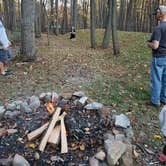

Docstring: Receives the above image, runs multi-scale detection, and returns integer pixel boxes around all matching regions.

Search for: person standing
[0,14,12,76]
[146,6,166,107]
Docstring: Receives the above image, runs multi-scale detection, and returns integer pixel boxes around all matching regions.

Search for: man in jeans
[146,6,166,107]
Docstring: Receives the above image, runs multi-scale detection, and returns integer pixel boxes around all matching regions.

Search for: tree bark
[21,0,36,61]
[102,0,112,48]
[55,0,59,35]
[35,1,41,38]
[61,0,68,34]
[71,0,77,30]
[111,0,120,55]
[90,0,96,48]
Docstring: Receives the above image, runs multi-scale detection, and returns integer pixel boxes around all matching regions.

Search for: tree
[61,0,68,34]
[55,0,59,35]
[111,0,120,55]
[21,0,36,61]
[35,1,42,38]
[90,0,96,48]
[71,0,77,30]
[102,0,112,48]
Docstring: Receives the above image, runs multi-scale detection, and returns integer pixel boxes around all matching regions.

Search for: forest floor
[0,29,165,164]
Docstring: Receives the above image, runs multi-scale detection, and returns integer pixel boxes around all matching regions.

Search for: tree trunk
[55,0,59,35]
[21,0,36,61]
[35,1,41,38]
[102,0,112,48]
[111,0,120,55]
[9,0,16,31]
[71,0,77,30]
[90,0,96,48]
[61,0,68,34]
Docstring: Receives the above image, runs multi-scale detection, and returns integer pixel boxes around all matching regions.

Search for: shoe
[5,69,11,73]
[144,100,160,108]
[161,101,166,105]
[1,71,12,77]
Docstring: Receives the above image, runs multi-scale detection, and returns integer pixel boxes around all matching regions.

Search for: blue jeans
[151,56,166,105]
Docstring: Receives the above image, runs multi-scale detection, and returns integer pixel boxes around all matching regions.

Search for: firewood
[61,112,68,153]
[48,124,61,146]
[27,122,49,141]
[39,107,61,152]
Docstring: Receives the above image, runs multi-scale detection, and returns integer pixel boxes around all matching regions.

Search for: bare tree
[90,0,96,48]
[111,0,120,55]
[102,0,112,48]
[21,0,36,61]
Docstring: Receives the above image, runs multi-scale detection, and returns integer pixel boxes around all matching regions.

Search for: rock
[115,134,125,141]
[29,96,40,110]
[85,102,103,110]
[89,157,99,166]
[6,103,16,110]
[13,154,31,166]
[125,126,134,140]
[73,91,85,97]
[104,139,127,166]
[98,107,112,120]
[6,101,23,111]
[20,102,32,113]
[95,151,106,161]
[0,158,13,166]
[52,92,59,103]
[104,132,115,141]
[99,162,109,166]
[4,111,20,119]
[79,96,88,105]
[121,144,133,166]
[39,92,46,99]
[115,114,130,128]
[34,152,40,160]
[0,106,5,119]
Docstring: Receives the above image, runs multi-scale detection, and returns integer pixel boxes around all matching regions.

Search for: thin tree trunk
[21,0,36,61]
[90,0,96,48]
[112,0,120,55]
[55,0,59,35]
[102,0,112,48]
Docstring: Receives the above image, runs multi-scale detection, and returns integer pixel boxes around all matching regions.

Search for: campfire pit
[0,92,109,166]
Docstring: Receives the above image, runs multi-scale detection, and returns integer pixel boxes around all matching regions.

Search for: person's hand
[2,45,8,50]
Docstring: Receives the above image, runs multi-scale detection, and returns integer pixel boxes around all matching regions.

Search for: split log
[27,122,49,141]
[39,107,61,152]
[48,124,61,146]
[61,112,68,153]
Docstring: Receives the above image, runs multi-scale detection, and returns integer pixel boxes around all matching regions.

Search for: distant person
[70,27,76,40]
[145,6,166,107]
[0,13,12,76]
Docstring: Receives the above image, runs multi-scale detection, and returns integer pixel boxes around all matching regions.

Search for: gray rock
[12,154,31,166]
[89,157,99,166]
[4,110,20,119]
[104,132,115,141]
[0,106,5,119]
[0,158,13,166]
[73,91,85,97]
[79,96,88,105]
[125,126,134,140]
[115,114,130,128]
[20,101,32,113]
[121,144,133,166]
[6,101,23,111]
[99,162,109,166]
[85,102,103,110]
[95,151,106,161]
[104,139,127,166]
[29,96,40,110]
[115,134,125,141]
